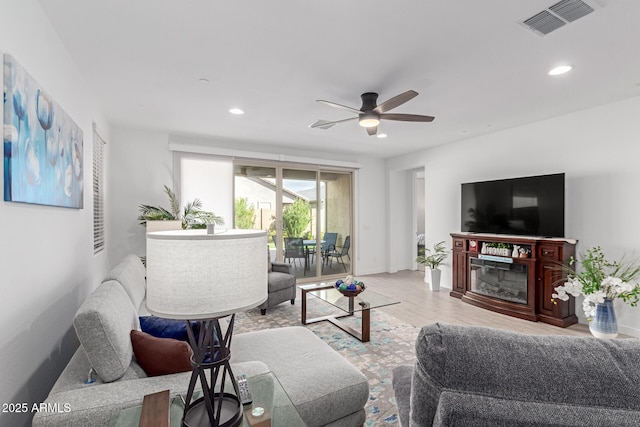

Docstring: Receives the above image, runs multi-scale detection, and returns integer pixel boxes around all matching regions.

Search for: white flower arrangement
[552,246,640,320]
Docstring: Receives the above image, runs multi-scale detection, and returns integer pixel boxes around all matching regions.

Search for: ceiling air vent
[550,0,594,22]
[521,0,595,36]
[524,10,566,35]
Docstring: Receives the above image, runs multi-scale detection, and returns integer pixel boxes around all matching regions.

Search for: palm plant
[138,185,224,229]
[416,241,448,269]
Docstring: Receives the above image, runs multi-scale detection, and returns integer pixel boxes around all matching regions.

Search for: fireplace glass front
[469,257,528,304]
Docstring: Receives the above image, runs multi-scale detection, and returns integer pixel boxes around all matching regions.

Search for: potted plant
[416,240,448,291]
[138,185,224,230]
[552,246,640,338]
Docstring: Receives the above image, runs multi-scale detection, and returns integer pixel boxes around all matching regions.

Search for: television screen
[461,173,565,237]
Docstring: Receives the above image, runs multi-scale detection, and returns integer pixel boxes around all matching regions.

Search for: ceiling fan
[310,90,435,136]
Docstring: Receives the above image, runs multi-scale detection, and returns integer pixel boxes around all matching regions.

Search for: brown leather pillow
[130,330,193,377]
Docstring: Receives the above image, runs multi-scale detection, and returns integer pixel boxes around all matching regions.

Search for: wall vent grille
[521,0,595,36]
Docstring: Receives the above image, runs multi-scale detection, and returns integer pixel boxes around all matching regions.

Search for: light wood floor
[357,269,592,337]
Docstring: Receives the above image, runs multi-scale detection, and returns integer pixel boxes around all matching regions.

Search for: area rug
[234,296,420,426]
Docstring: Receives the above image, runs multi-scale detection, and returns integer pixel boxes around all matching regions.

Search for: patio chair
[284,237,306,270]
[326,235,351,272]
[321,232,338,265]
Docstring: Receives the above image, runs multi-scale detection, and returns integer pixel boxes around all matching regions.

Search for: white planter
[425,268,442,291]
[146,220,182,232]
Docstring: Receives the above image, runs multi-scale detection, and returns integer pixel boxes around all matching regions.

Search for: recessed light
[229,108,245,115]
[548,65,573,76]
[377,133,387,139]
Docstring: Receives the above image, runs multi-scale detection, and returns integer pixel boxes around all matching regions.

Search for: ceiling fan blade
[366,126,378,136]
[316,100,363,115]
[374,90,418,113]
[380,113,435,122]
[309,117,358,129]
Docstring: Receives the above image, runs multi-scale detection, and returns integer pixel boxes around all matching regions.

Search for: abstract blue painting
[3,53,83,208]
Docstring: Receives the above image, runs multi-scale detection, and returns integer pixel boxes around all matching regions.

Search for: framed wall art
[3,53,83,208]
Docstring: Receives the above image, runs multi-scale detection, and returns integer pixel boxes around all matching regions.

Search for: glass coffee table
[108,371,306,427]
[299,283,400,342]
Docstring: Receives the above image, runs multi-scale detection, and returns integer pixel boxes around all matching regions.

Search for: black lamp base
[183,393,242,427]
[182,316,243,427]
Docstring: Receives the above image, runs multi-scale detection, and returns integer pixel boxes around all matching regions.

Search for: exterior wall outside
[326,173,352,248]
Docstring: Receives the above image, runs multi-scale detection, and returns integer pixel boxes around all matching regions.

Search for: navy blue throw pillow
[139,316,200,342]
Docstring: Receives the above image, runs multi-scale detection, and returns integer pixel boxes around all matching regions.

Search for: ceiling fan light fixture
[359,111,380,128]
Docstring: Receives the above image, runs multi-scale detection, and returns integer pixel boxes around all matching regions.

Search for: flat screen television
[461,173,565,237]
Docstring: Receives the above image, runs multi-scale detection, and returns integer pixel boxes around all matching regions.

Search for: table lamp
[146,229,267,427]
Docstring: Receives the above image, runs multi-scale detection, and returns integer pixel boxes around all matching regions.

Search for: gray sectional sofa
[33,254,369,426]
[393,323,640,426]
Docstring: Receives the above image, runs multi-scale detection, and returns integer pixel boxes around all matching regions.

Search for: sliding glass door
[234,162,353,281]
[319,171,352,276]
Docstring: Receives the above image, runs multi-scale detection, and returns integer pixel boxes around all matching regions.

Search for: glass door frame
[233,158,354,282]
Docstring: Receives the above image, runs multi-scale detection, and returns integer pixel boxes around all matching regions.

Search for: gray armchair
[260,261,296,315]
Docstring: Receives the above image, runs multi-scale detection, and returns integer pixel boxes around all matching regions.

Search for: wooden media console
[450,232,578,327]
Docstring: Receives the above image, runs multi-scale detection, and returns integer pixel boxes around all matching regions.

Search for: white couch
[33,255,369,426]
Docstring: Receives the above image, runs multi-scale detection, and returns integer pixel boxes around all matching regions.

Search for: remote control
[236,374,252,406]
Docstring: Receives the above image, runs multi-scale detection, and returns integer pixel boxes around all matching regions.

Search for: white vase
[425,268,441,291]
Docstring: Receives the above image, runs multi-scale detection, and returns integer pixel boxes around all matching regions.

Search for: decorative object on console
[512,245,520,257]
[552,246,640,339]
[146,229,268,427]
[335,275,365,297]
[416,240,448,291]
[3,53,84,208]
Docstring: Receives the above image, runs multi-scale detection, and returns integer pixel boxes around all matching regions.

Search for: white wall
[386,168,414,272]
[0,1,110,425]
[353,156,386,275]
[386,95,640,337]
[107,128,173,264]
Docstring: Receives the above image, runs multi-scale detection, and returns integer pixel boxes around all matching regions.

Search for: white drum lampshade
[146,229,268,320]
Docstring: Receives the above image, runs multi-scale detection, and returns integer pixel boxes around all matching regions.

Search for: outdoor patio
[270,247,351,280]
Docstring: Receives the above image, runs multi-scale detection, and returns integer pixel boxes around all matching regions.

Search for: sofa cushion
[74,281,139,382]
[434,390,640,427]
[131,330,192,377]
[391,365,412,427]
[231,326,368,426]
[139,316,201,342]
[410,323,640,426]
[103,254,146,309]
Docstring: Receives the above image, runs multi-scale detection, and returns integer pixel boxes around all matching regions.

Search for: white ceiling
[38,0,640,158]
